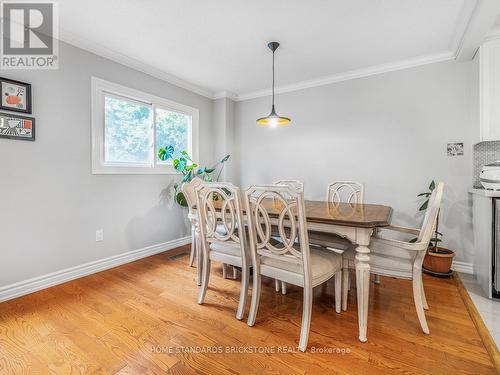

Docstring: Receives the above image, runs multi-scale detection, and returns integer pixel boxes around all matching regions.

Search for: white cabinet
[480,39,500,141]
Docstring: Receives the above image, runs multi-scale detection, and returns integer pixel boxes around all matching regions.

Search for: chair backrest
[182,177,203,217]
[195,182,247,255]
[244,185,312,280]
[273,180,304,193]
[327,181,364,205]
[417,182,444,245]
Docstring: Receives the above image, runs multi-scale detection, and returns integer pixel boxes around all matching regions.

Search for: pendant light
[256,42,291,126]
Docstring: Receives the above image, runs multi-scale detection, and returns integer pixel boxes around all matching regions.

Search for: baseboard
[0,236,191,303]
[452,260,473,274]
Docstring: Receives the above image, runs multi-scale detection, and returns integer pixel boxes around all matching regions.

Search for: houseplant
[158,145,230,207]
[415,180,455,277]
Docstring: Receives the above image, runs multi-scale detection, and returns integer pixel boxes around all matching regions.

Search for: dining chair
[182,177,203,285]
[272,179,305,294]
[309,181,366,298]
[342,182,444,334]
[244,185,343,352]
[274,179,304,193]
[195,182,250,320]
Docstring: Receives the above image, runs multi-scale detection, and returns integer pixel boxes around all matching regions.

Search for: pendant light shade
[256,42,291,126]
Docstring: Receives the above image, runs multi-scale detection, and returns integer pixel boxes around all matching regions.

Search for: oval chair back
[182,177,203,218]
[273,180,304,193]
[327,181,364,205]
[195,182,247,258]
[244,185,311,283]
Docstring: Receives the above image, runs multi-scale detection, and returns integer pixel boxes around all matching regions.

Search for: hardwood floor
[0,245,495,374]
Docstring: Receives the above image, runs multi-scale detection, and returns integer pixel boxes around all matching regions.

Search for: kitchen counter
[469,188,500,197]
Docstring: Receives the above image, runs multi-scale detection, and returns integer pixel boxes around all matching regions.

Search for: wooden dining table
[213,197,393,342]
[298,200,393,342]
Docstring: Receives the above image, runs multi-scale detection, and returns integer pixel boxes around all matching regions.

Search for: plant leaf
[417,192,431,197]
[182,170,192,182]
[220,154,230,163]
[429,180,436,191]
[205,168,215,173]
[419,200,429,211]
[181,150,192,161]
[409,237,418,243]
[175,158,187,172]
[175,191,188,207]
[197,167,206,174]
[158,145,174,161]
[185,163,198,171]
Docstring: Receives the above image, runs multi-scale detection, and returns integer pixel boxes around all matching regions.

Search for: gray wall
[233,60,476,263]
[212,98,236,181]
[0,42,214,286]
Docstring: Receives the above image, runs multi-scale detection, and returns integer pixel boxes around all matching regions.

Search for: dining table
[263,199,393,343]
[212,196,393,342]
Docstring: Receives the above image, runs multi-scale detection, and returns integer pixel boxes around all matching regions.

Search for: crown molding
[485,26,500,41]
[59,29,215,99]
[58,0,489,104]
[213,91,238,101]
[235,51,455,101]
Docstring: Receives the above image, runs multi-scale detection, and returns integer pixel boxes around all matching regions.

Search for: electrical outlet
[95,229,104,242]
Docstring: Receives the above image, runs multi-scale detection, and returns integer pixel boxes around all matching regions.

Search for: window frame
[91,77,199,175]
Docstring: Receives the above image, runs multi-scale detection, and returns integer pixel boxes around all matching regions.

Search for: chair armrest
[372,236,428,252]
[381,225,420,236]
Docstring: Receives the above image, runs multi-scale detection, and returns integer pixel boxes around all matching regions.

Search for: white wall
[0,42,214,287]
[233,60,476,263]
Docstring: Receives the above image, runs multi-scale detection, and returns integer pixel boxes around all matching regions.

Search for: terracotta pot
[422,247,455,274]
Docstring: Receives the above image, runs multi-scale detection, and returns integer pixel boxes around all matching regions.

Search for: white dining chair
[182,177,203,285]
[272,179,305,294]
[244,185,343,352]
[327,181,364,205]
[196,182,250,320]
[342,182,444,334]
[309,181,366,295]
[273,179,304,193]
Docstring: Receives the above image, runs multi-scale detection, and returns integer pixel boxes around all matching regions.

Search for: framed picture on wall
[0,78,32,114]
[0,112,35,141]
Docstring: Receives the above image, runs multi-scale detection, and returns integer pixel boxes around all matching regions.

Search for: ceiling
[58,0,497,100]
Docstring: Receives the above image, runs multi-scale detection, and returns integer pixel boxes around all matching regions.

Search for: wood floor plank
[0,245,495,374]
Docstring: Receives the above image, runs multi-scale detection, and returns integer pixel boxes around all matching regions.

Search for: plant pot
[422,247,455,275]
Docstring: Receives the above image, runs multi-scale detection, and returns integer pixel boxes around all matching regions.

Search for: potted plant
[158,145,230,207]
[414,180,455,277]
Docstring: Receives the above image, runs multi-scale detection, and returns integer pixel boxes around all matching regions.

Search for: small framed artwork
[0,112,35,141]
[447,142,464,156]
[0,78,32,114]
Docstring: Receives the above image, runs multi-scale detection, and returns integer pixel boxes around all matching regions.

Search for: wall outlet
[95,229,104,242]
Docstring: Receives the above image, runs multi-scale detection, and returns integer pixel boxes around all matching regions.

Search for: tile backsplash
[473,141,500,188]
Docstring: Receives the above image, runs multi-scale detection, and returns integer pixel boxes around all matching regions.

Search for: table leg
[355,229,372,343]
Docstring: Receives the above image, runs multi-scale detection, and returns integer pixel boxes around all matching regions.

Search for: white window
[91,77,199,174]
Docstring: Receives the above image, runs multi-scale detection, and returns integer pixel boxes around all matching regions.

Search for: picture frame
[447,142,464,156]
[0,112,35,141]
[0,77,32,114]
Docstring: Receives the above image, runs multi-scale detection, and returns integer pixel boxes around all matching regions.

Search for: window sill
[91,166,179,175]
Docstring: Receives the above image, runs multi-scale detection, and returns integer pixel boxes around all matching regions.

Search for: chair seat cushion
[209,241,250,265]
[260,247,342,287]
[307,231,352,252]
[343,238,414,277]
[271,225,351,253]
